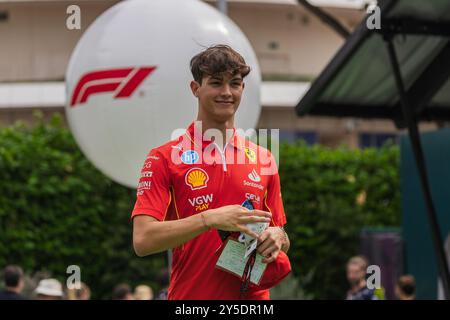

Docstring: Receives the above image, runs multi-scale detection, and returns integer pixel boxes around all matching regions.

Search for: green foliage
[270,273,314,300]
[0,112,166,299]
[0,114,400,299]
[279,141,400,299]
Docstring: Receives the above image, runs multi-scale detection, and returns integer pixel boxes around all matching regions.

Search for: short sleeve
[262,153,287,227]
[131,149,171,221]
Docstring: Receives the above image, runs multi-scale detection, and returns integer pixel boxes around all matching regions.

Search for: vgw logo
[188,194,213,212]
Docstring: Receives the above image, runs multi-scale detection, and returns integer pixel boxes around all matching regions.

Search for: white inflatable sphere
[65,0,261,188]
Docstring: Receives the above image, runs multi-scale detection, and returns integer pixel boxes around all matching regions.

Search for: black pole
[297,0,350,39]
[385,36,450,300]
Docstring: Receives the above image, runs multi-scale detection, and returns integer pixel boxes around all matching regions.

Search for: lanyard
[240,249,257,299]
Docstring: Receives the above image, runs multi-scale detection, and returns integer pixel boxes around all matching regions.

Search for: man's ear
[190,80,200,97]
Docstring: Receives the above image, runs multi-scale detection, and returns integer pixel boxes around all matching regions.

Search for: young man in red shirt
[132,45,290,299]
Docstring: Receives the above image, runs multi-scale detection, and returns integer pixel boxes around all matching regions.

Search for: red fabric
[251,251,291,290]
[131,122,290,300]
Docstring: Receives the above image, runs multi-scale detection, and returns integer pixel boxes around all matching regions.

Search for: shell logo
[185,168,209,190]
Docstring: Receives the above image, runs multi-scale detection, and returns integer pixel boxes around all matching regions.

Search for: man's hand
[257,227,288,263]
[203,205,272,239]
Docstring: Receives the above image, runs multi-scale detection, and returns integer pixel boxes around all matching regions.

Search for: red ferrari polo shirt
[131,121,287,300]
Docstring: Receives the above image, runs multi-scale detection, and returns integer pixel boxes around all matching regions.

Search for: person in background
[395,275,416,300]
[155,268,169,300]
[346,255,378,300]
[112,283,134,300]
[66,282,91,300]
[35,278,64,300]
[0,265,27,300]
[134,284,153,300]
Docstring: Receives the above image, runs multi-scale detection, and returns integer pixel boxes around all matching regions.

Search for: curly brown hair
[190,45,251,84]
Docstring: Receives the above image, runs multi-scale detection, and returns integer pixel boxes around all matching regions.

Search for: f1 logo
[70,66,157,107]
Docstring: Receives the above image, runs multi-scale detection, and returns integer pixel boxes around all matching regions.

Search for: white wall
[0,0,364,82]
[0,1,119,82]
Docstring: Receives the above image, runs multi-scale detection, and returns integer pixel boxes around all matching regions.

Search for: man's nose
[220,84,232,97]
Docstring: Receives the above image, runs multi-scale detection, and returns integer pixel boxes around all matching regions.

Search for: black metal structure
[297,0,351,39]
[296,0,450,299]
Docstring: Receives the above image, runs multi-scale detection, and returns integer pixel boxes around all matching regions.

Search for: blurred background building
[0,0,438,147]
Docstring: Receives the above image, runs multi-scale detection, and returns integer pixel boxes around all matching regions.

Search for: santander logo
[70,66,157,107]
[248,169,261,182]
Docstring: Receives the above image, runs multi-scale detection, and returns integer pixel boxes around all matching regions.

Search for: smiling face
[191,72,245,123]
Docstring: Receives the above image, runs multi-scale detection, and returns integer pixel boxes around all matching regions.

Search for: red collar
[182,121,245,151]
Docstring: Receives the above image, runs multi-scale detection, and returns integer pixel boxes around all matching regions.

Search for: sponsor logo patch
[140,171,153,178]
[243,180,264,190]
[245,147,257,163]
[136,180,152,196]
[185,168,209,190]
[245,193,261,204]
[188,194,214,212]
[181,150,199,165]
[248,169,261,182]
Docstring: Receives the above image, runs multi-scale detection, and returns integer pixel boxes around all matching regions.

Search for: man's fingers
[239,226,259,240]
[257,240,271,254]
[257,232,273,252]
[257,230,270,244]
[241,216,271,224]
[261,245,277,259]
[262,250,279,264]
[250,209,272,218]
[262,255,276,264]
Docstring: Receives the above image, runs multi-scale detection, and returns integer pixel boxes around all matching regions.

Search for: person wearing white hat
[35,278,63,300]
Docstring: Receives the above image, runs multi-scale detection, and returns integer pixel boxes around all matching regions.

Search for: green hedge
[0,113,166,299]
[0,114,400,299]
[279,142,400,299]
